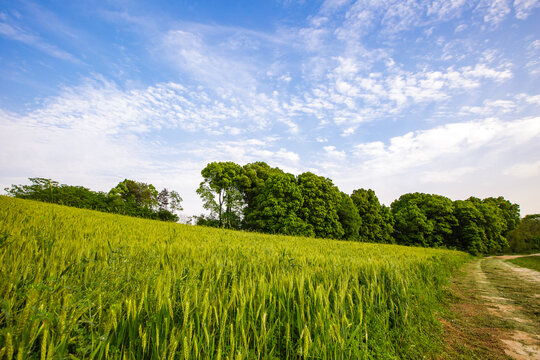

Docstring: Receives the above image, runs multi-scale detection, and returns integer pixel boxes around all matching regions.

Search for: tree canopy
[391,193,457,248]
[297,172,344,239]
[351,188,393,243]
[196,161,244,228]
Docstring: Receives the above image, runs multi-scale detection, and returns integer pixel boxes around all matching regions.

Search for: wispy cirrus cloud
[0,21,80,63]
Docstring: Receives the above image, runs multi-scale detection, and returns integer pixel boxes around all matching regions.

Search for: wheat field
[0,196,470,359]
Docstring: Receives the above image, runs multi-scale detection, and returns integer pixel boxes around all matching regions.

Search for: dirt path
[441,257,540,359]
[488,253,540,260]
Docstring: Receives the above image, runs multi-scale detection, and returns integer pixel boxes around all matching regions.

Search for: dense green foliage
[244,172,313,236]
[506,255,540,272]
[297,172,344,239]
[506,214,540,253]
[351,189,394,243]
[392,193,457,248]
[194,161,521,255]
[5,178,182,222]
[0,196,470,359]
[391,194,519,255]
[337,192,362,240]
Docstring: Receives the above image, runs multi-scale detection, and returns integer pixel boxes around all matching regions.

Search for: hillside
[0,196,470,359]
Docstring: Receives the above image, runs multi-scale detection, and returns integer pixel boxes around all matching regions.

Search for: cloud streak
[0,21,80,63]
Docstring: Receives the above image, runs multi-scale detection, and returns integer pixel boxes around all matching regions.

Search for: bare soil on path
[440,255,540,359]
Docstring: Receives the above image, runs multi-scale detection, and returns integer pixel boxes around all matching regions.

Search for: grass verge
[506,255,540,272]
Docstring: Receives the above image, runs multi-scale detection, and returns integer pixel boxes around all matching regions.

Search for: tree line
[5,178,182,222]
[194,161,523,255]
[5,165,537,255]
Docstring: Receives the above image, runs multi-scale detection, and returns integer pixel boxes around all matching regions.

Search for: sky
[1,0,540,217]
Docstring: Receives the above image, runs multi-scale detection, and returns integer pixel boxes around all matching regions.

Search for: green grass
[0,196,470,359]
[507,256,540,272]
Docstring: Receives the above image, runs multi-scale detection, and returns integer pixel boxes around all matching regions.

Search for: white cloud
[428,0,468,19]
[513,0,540,19]
[461,94,540,116]
[474,0,511,25]
[323,145,346,160]
[3,76,290,136]
[463,63,513,81]
[516,93,540,105]
[529,40,540,50]
[352,117,540,177]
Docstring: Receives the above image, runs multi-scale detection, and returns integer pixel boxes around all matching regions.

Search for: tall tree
[337,192,361,240]
[169,190,183,212]
[196,161,243,228]
[297,172,344,239]
[157,188,170,211]
[245,172,313,236]
[237,162,284,230]
[391,193,457,248]
[392,202,433,247]
[469,197,508,254]
[482,196,520,236]
[452,197,512,254]
[350,188,393,243]
[380,205,395,244]
[452,200,487,255]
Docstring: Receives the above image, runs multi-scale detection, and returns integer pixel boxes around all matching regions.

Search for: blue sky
[1,0,540,217]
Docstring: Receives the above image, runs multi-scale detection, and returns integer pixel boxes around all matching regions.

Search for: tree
[297,172,344,239]
[452,200,487,255]
[196,162,244,228]
[506,214,540,253]
[237,162,284,230]
[482,197,520,236]
[380,205,395,244]
[245,172,313,236]
[157,188,170,211]
[391,193,457,248]
[109,179,159,209]
[470,197,508,254]
[350,188,393,243]
[169,190,183,212]
[451,197,510,255]
[337,192,361,240]
[392,202,433,247]
[157,188,183,212]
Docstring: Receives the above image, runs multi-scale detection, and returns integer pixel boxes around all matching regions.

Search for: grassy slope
[506,256,540,272]
[0,196,470,359]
